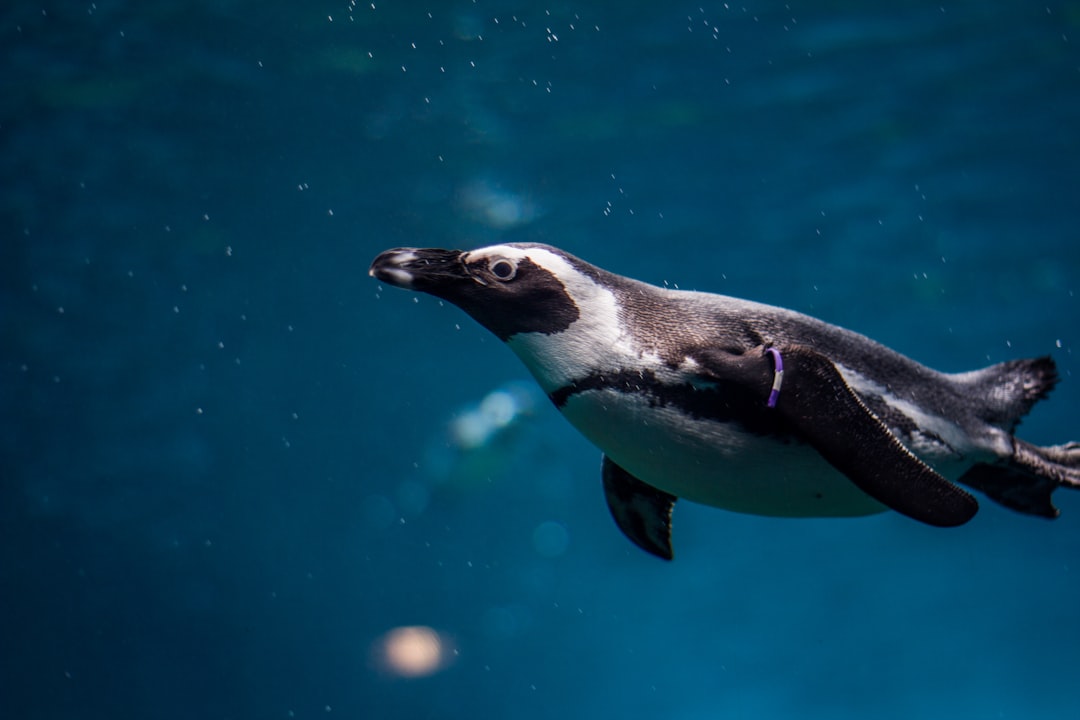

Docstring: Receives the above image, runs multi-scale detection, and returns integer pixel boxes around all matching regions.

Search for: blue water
[3,2,1079,718]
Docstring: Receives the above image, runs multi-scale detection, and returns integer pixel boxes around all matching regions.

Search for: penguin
[369,243,1080,560]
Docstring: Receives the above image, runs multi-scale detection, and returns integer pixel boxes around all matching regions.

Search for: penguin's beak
[369,247,467,291]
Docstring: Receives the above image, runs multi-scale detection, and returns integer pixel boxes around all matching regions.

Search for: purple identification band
[765,347,784,408]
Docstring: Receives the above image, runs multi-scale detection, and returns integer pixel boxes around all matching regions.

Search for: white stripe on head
[461,245,628,391]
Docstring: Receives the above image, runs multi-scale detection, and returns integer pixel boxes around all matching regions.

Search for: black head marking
[370,245,580,341]
[456,253,580,340]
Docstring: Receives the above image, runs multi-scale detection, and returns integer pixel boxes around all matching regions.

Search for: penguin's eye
[488,257,517,281]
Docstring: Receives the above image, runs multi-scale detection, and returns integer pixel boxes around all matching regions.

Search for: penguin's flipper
[602,455,677,560]
[692,345,979,527]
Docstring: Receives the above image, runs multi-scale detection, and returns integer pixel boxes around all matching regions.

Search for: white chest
[560,388,886,518]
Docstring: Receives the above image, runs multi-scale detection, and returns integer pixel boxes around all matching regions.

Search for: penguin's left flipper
[692,344,979,527]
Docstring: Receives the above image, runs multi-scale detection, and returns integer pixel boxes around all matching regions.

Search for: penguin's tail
[950,354,1080,518]
[955,355,1059,432]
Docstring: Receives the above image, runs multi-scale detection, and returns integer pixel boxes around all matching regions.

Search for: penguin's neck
[506,284,636,393]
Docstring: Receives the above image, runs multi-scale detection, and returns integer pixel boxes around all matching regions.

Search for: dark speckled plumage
[372,243,1080,557]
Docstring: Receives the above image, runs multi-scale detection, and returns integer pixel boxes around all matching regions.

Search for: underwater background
[3,1,1080,718]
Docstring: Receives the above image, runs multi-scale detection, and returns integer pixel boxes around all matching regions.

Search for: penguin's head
[370,243,613,341]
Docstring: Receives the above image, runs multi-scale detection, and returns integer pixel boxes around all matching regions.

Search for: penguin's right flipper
[602,455,677,560]
[692,345,979,528]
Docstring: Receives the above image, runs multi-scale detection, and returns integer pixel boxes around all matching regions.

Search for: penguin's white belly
[561,389,887,518]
